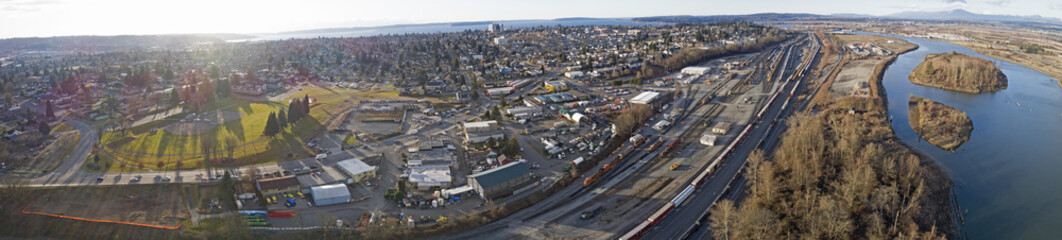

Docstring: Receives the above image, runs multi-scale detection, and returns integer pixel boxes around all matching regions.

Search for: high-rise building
[488,23,504,32]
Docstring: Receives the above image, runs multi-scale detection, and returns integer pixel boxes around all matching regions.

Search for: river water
[868,32,1062,239]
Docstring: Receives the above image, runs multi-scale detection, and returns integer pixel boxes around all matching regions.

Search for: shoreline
[860,38,960,238]
[945,40,1062,84]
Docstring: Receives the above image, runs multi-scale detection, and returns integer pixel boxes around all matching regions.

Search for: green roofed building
[468,162,534,200]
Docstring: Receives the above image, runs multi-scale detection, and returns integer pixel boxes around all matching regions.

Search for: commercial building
[531,92,577,104]
[468,162,534,200]
[682,66,711,76]
[700,134,717,146]
[493,36,508,45]
[256,176,301,196]
[336,158,377,183]
[463,120,505,143]
[712,122,732,135]
[408,166,453,190]
[488,23,504,32]
[310,183,351,206]
[506,106,542,119]
[564,71,584,79]
[407,148,455,168]
[544,80,568,92]
[630,91,661,105]
[486,87,514,97]
[464,120,499,132]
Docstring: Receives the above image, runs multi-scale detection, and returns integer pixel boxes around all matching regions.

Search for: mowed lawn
[99,87,403,171]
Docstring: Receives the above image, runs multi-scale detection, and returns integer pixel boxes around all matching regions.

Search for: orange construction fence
[22,205,181,230]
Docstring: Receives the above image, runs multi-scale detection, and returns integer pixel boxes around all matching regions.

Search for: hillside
[909,52,1008,93]
[908,96,973,151]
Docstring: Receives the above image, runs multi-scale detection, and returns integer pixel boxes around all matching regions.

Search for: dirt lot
[16,132,80,172]
[829,59,878,98]
[23,184,189,227]
[836,34,918,53]
[162,110,243,135]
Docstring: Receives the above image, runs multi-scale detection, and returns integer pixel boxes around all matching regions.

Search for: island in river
[908,96,973,151]
[909,52,1007,93]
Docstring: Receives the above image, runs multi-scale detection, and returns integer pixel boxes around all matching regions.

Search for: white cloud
[0,0,60,12]
[983,0,1010,6]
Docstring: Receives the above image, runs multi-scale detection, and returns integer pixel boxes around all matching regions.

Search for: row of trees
[656,32,791,72]
[709,103,952,239]
[287,94,311,124]
[264,94,312,137]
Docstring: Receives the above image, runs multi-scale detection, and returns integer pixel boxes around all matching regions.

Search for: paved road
[25,117,98,186]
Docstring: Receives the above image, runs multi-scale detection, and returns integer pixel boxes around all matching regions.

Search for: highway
[643,34,818,240]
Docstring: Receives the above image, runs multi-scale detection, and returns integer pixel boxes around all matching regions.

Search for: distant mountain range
[4,9,1061,54]
[883,9,1062,25]
[635,9,1062,26]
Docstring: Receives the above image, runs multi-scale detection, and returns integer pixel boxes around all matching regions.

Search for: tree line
[710,99,953,239]
[263,94,311,137]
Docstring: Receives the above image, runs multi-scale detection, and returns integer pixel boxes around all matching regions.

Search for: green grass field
[96,87,404,171]
[52,122,74,132]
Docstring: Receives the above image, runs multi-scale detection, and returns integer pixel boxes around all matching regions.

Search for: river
[867,32,1062,239]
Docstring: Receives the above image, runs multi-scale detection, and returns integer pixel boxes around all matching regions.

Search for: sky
[1,0,1060,39]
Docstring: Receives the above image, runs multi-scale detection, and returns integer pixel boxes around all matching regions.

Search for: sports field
[97,87,404,171]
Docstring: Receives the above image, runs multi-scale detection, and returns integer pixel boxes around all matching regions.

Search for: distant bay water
[234,18,662,42]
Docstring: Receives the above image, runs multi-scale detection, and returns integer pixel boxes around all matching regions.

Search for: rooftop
[336,158,376,177]
[409,166,453,186]
[470,162,532,189]
[630,91,661,104]
[464,120,498,129]
[309,183,350,200]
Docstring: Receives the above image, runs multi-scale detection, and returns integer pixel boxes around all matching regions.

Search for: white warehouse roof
[464,120,497,129]
[337,158,376,177]
[310,184,351,201]
[682,67,711,75]
[630,91,661,104]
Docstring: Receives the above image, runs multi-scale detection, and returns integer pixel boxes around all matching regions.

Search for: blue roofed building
[467,162,534,200]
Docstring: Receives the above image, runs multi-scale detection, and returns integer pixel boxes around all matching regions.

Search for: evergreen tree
[38,121,51,136]
[302,94,311,114]
[45,100,55,120]
[492,106,502,121]
[215,79,231,99]
[277,111,288,128]
[170,88,181,105]
[288,99,302,123]
[264,112,278,137]
[501,137,520,156]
